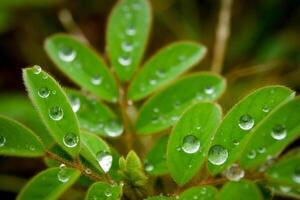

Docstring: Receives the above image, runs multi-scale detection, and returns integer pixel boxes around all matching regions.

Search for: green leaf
[208,86,294,174]
[266,149,300,188]
[144,135,169,176]
[118,151,148,187]
[23,66,81,157]
[146,196,173,200]
[106,0,151,81]
[240,96,300,169]
[128,42,207,101]
[45,34,118,102]
[0,115,44,157]
[218,180,263,200]
[80,131,111,173]
[0,93,53,146]
[136,73,225,135]
[65,89,119,137]
[17,167,80,200]
[167,102,222,185]
[179,186,218,200]
[85,182,122,200]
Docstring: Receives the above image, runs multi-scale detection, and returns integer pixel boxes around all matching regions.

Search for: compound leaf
[107,0,151,81]
[65,89,119,137]
[219,180,263,200]
[240,96,300,169]
[23,67,81,157]
[45,34,118,102]
[179,186,218,200]
[208,86,294,174]
[85,182,122,200]
[167,102,222,185]
[0,115,44,157]
[17,167,80,200]
[136,73,225,135]
[128,42,207,101]
[144,135,169,176]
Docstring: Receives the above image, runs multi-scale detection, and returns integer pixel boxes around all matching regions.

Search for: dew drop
[225,164,245,182]
[68,95,80,113]
[257,147,266,154]
[121,41,133,52]
[155,69,166,78]
[33,65,42,74]
[271,124,287,140]
[63,133,79,148]
[181,135,200,154]
[42,73,48,79]
[233,139,240,146]
[49,106,64,121]
[104,119,124,137]
[85,168,91,174]
[293,165,300,184]
[238,114,255,130]
[118,56,132,67]
[145,162,154,172]
[149,79,157,85]
[29,145,36,151]
[195,92,203,100]
[104,189,112,197]
[91,75,103,85]
[279,185,291,193]
[96,151,113,173]
[126,27,136,36]
[57,165,70,183]
[247,150,256,159]
[262,105,270,113]
[37,87,50,98]
[0,135,6,147]
[58,45,76,62]
[204,86,214,95]
[208,145,228,165]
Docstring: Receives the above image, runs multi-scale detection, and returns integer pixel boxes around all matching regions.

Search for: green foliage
[118,151,148,187]
[17,167,80,200]
[167,102,222,185]
[0,0,299,199]
[0,115,44,157]
[85,182,122,200]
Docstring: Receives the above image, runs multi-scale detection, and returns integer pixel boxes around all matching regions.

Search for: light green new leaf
[85,182,122,200]
[179,186,218,200]
[268,183,300,199]
[167,102,222,185]
[23,67,80,157]
[0,115,44,157]
[219,180,263,200]
[208,86,294,174]
[17,167,80,200]
[118,151,148,187]
[136,73,225,135]
[144,135,169,176]
[80,131,111,174]
[107,0,151,81]
[266,149,300,188]
[0,93,53,146]
[128,42,206,101]
[240,96,300,169]
[45,34,118,102]
[65,89,119,137]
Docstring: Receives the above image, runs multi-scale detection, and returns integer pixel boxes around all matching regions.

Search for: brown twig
[211,0,233,74]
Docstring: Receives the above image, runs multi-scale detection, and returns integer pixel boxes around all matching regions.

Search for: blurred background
[0,0,299,199]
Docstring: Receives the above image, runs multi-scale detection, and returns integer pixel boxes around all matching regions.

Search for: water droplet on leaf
[49,106,64,121]
[238,114,255,130]
[121,41,133,52]
[91,75,103,85]
[68,95,80,113]
[96,151,113,173]
[38,87,50,98]
[104,119,124,137]
[181,135,200,154]
[293,165,300,184]
[271,124,287,140]
[118,56,132,67]
[58,45,76,62]
[33,65,42,74]
[57,165,70,183]
[204,86,214,95]
[0,135,6,147]
[208,145,228,165]
[247,150,256,159]
[225,164,245,181]
[63,132,79,148]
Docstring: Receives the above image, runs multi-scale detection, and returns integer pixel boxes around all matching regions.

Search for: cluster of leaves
[0,0,300,199]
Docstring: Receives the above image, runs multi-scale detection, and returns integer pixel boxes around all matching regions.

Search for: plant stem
[211,0,233,74]
[44,150,106,182]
